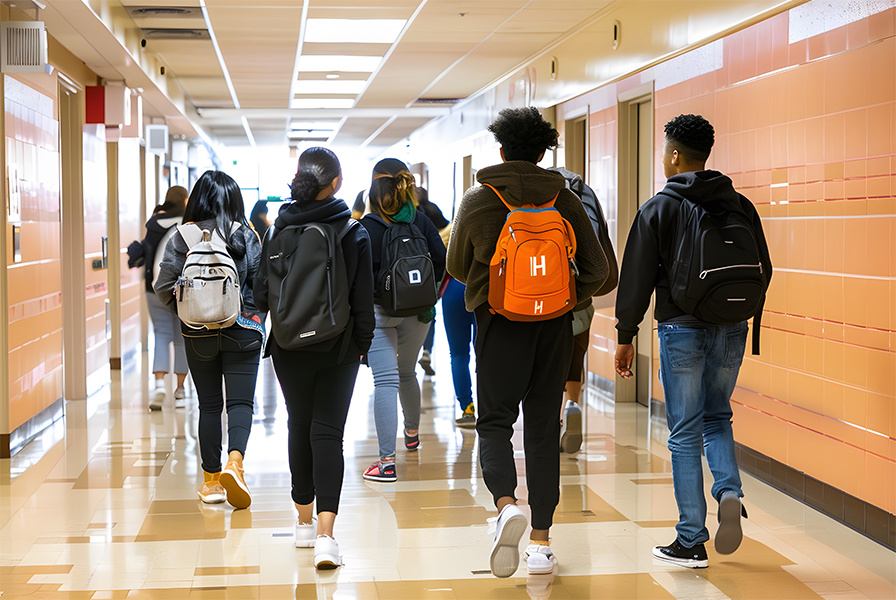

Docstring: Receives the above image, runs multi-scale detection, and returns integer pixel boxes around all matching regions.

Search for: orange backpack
[485,183,578,321]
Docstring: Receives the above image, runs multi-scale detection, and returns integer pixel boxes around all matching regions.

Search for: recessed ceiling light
[304,19,406,44]
[294,80,366,94]
[298,55,382,72]
[326,73,340,79]
[290,98,354,109]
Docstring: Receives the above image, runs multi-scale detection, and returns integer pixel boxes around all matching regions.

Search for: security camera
[141,39,146,48]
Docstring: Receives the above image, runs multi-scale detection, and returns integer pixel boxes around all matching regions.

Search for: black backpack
[667,195,769,354]
[550,167,618,296]
[264,218,356,350]
[370,215,438,317]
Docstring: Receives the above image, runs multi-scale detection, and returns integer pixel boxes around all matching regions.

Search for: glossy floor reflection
[1,332,894,599]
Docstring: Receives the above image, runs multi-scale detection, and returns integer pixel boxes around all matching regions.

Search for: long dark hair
[183,170,249,257]
[153,185,188,216]
[290,147,341,203]
[369,157,417,220]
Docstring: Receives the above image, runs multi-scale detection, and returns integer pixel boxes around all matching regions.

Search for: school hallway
[1,322,893,600]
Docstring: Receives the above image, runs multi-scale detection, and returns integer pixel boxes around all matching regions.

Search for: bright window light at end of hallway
[298,55,383,72]
[304,19,406,44]
[294,80,367,95]
[290,98,354,109]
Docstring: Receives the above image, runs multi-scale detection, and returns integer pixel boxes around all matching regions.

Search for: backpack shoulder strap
[177,223,203,248]
[482,183,514,211]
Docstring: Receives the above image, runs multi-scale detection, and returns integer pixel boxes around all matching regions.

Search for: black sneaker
[652,539,708,568]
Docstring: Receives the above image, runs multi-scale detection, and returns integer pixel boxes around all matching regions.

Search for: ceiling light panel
[294,80,367,94]
[304,19,406,44]
[298,55,382,72]
[290,121,339,131]
[290,98,354,109]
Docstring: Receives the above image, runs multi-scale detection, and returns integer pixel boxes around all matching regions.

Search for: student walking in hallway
[154,170,265,510]
[614,114,773,568]
[447,107,609,577]
[359,158,446,483]
[255,147,374,569]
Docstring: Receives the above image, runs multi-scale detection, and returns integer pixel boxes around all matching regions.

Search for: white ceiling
[36,1,804,155]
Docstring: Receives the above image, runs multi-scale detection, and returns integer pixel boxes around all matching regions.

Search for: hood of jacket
[274,197,351,229]
[146,213,180,233]
[660,170,741,213]
[476,161,568,207]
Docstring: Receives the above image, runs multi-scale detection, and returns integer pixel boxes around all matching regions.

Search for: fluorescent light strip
[290,98,354,109]
[298,55,382,72]
[294,80,367,94]
[352,0,429,108]
[288,0,312,103]
[304,19,406,44]
[199,1,254,147]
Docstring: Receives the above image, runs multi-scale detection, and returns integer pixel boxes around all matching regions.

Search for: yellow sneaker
[198,471,225,504]
[221,459,251,509]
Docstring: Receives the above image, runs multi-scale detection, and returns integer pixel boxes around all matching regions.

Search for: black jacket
[615,170,773,344]
[141,212,181,292]
[256,197,375,358]
[360,209,446,307]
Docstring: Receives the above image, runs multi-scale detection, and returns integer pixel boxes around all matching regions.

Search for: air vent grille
[143,29,210,41]
[126,6,203,18]
[414,98,461,105]
[0,21,47,73]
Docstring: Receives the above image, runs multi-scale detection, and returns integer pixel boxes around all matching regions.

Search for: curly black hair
[487,107,559,163]
[664,114,714,162]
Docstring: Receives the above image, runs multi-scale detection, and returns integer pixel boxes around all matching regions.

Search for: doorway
[616,86,654,406]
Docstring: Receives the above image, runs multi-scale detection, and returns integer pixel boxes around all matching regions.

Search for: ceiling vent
[0,21,47,73]
[414,97,461,105]
[125,6,203,19]
[142,29,210,41]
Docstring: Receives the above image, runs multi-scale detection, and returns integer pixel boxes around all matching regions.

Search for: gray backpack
[175,223,241,329]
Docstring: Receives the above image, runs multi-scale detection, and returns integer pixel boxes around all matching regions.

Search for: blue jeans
[441,277,475,411]
[146,292,188,374]
[367,307,430,458]
[657,321,748,547]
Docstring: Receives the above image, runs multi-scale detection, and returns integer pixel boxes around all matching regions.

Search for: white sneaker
[559,400,582,453]
[174,386,186,408]
[149,382,165,411]
[525,543,558,574]
[314,534,342,569]
[489,504,527,578]
[295,516,317,548]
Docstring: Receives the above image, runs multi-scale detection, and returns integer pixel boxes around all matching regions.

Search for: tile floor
[1,333,894,599]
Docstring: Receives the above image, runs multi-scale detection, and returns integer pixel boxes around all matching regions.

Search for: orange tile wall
[5,76,63,430]
[583,7,896,513]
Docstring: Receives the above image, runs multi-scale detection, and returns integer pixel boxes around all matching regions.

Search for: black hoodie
[255,197,375,358]
[615,170,773,344]
[141,212,181,291]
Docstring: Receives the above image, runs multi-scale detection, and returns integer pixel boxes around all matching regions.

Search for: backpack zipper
[699,263,763,279]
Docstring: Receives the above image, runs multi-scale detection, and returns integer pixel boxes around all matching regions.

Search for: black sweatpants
[474,307,573,531]
[184,326,263,474]
[271,341,360,514]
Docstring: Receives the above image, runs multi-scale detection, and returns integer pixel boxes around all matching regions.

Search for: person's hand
[614,343,634,379]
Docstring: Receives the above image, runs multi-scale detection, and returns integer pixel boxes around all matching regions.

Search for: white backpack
[175,223,241,329]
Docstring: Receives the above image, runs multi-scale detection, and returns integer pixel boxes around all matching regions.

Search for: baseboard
[735,443,895,551]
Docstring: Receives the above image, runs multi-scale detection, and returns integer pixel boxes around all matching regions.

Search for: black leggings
[184,326,262,473]
[474,308,573,531]
[271,342,360,514]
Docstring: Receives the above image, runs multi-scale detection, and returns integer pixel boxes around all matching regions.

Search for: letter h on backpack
[484,183,578,321]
